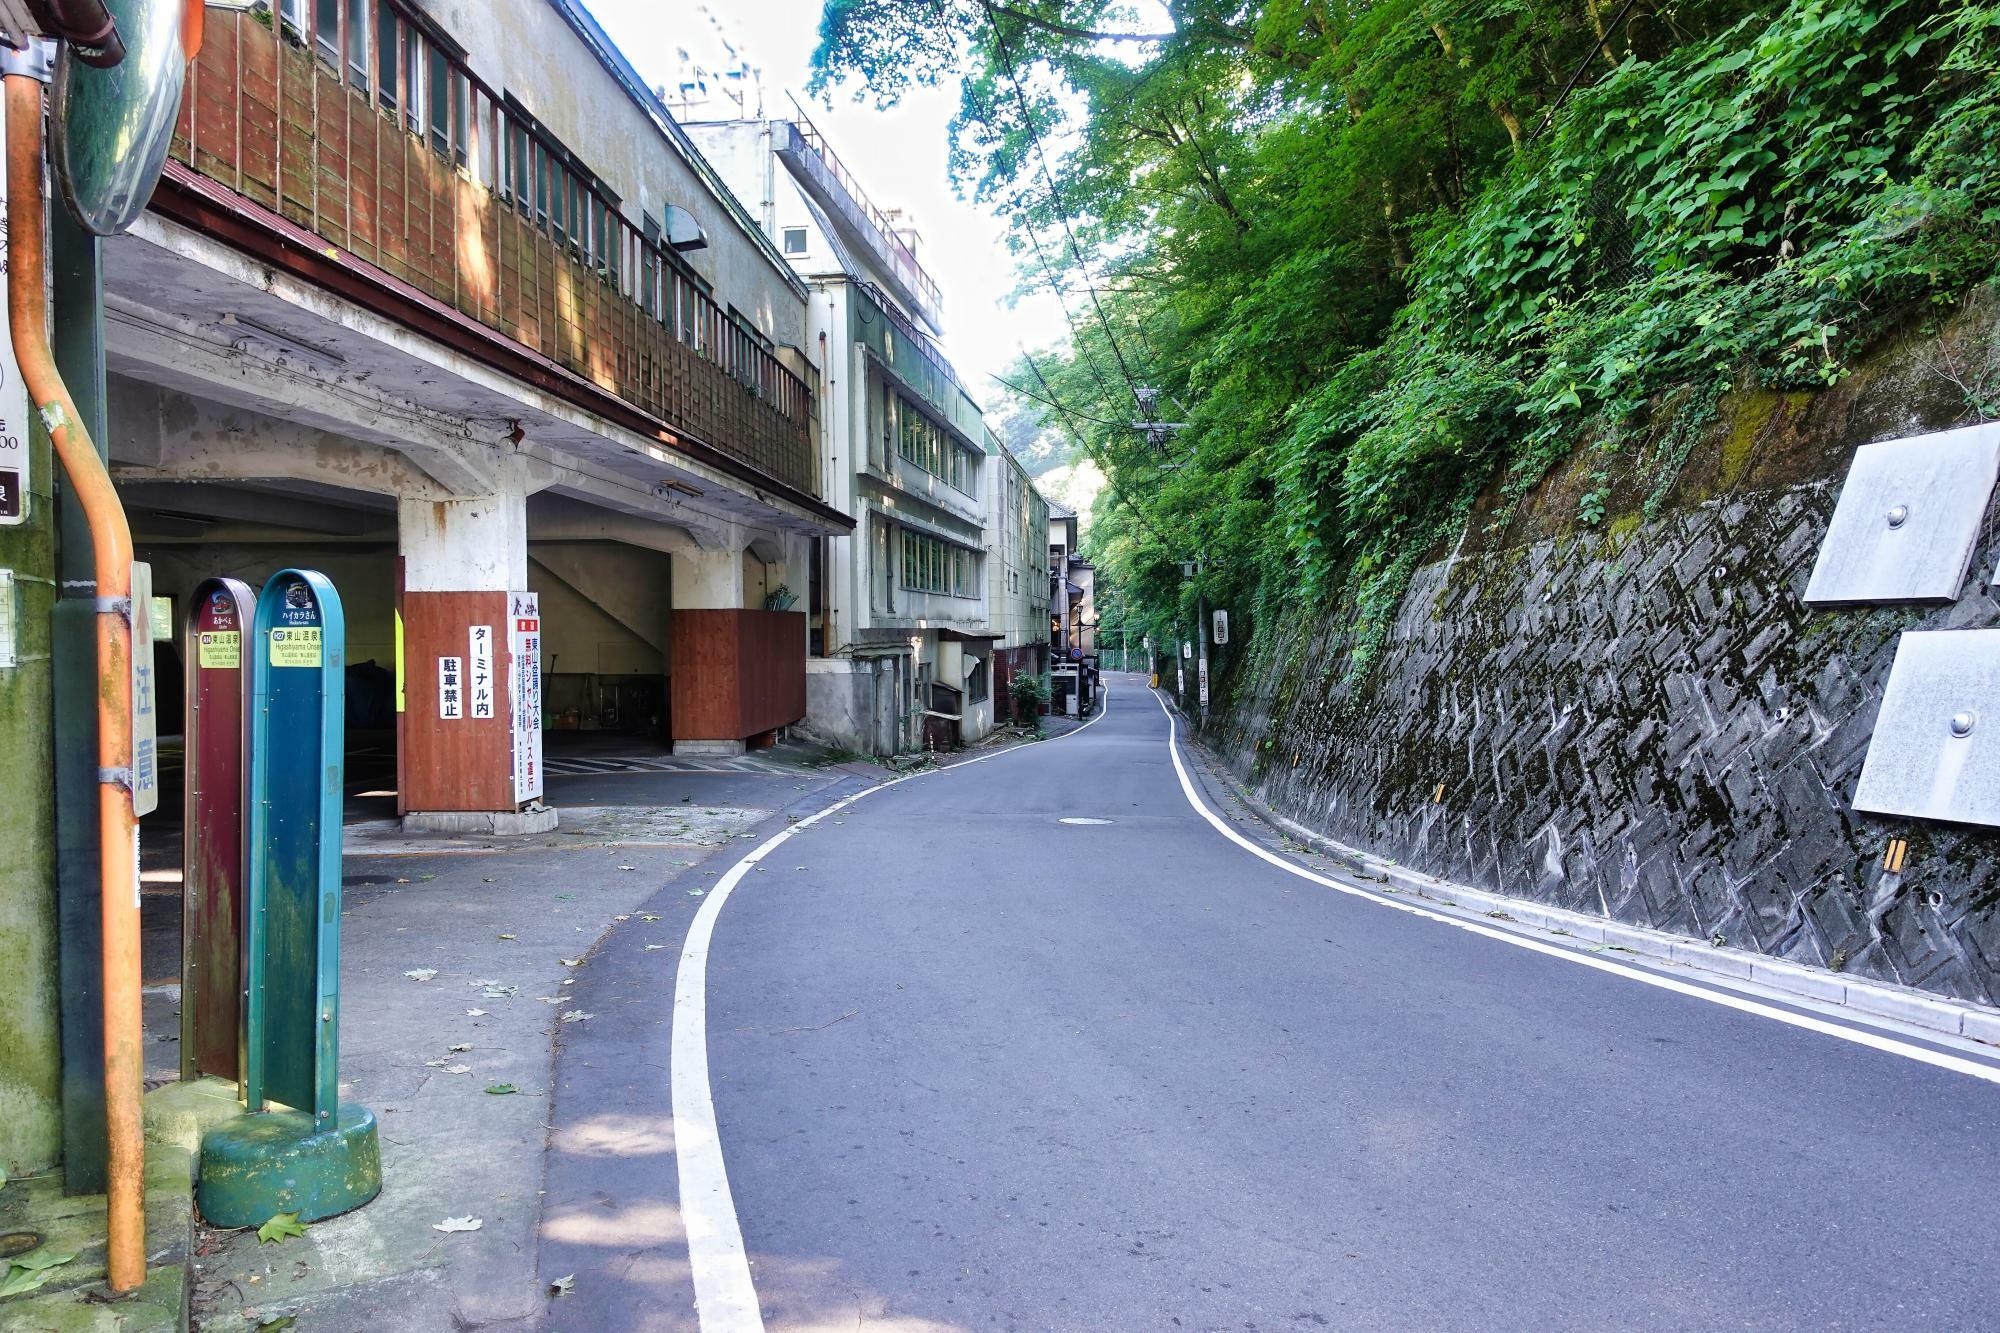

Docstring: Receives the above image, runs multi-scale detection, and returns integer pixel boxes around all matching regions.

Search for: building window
[891,390,976,494]
[967,657,989,704]
[899,528,974,597]
[375,2,397,108]
[782,226,808,255]
[313,0,338,64]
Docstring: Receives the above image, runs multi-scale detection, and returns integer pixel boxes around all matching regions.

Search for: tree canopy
[814,0,2000,676]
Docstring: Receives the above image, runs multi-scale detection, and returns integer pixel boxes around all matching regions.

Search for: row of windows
[887,389,976,493]
[900,529,975,598]
[277,0,797,412]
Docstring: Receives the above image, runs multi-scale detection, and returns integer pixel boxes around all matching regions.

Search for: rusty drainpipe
[5,59,146,1293]
[24,0,125,66]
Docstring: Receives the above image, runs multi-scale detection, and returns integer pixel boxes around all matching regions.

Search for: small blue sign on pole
[198,569,380,1228]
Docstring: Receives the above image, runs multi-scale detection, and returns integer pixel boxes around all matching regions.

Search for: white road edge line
[672,686,1114,1331]
[1150,688,2000,1088]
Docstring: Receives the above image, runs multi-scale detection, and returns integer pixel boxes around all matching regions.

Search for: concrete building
[110,0,851,830]
[687,110,1016,754]
[987,442,1052,723]
[1049,502,1096,655]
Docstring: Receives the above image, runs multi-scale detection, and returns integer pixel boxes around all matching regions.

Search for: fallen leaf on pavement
[257,1213,307,1245]
[496,933,516,940]
[464,1008,488,1017]
[549,1273,575,1297]
[443,1064,472,1075]
[644,944,667,951]
[639,914,661,922]
[432,1216,482,1233]
[618,865,637,871]
[448,1043,473,1052]
[484,1084,518,1095]
[559,957,582,967]
[559,1010,594,1023]
[537,996,562,1004]
[0,1247,78,1297]
[403,969,438,982]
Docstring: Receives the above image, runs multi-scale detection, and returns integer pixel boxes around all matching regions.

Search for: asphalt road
[567,675,2000,1331]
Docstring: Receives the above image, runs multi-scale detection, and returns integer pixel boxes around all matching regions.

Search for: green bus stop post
[197,569,380,1229]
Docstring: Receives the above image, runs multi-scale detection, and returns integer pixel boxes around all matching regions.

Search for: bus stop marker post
[181,576,254,1083]
[197,569,381,1228]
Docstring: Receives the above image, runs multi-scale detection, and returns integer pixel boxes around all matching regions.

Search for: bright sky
[580,0,1066,411]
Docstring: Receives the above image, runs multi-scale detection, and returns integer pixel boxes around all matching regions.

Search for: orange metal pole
[6,70,145,1293]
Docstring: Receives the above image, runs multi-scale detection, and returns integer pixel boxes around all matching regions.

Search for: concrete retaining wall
[1207,287,2000,1003]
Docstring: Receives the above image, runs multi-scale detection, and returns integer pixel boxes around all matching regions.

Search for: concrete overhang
[104,210,852,541]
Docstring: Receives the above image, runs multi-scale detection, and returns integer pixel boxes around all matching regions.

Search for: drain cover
[1058,817,1115,825]
[0,1230,44,1259]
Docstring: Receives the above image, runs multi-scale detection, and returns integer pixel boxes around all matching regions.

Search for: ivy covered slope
[818,0,2000,678]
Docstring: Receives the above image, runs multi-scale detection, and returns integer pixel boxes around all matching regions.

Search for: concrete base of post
[196,1104,382,1227]
[671,739,748,757]
[401,806,559,835]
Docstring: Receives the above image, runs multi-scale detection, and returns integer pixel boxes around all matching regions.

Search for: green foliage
[816,0,2000,687]
[1009,670,1051,720]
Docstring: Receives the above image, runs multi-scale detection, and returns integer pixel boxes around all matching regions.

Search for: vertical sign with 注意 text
[509,592,542,802]
[182,577,254,1082]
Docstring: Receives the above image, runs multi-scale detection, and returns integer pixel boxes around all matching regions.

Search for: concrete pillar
[0,418,62,1178]
[398,466,554,833]
[670,544,744,611]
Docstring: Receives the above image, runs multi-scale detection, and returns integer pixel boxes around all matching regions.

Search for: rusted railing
[170,5,816,497]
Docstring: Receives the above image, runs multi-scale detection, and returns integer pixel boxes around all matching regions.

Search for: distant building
[987,447,1053,722]
[687,108,1048,753]
[1049,502,1096,656]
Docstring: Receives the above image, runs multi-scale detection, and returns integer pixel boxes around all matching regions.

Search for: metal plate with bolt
[1853,628,2000,826]
[198,569,380,1228]
[181,576,253,1083]
[1801,422,2000,606]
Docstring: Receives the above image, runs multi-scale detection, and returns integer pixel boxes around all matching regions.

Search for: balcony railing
[169,6,816,497]
[785,103,944,331]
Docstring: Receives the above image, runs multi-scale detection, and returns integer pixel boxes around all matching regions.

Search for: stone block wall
[1208,289,2000,1003]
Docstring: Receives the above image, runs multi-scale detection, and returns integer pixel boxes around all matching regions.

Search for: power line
[976,0,1148,410]
[986,370,1128,427]
[1021,348,1176,550]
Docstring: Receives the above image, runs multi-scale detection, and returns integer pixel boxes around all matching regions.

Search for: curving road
[551,675,2000,1331]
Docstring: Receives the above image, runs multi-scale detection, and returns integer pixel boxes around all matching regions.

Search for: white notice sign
[509,592,543,802]
[129,562,158,816]
[469,624,495,718]
[438,656,463,719]
[0,95,27,527]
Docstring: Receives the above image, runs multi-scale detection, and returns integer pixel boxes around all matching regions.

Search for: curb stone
[1165,694,2000,1053]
